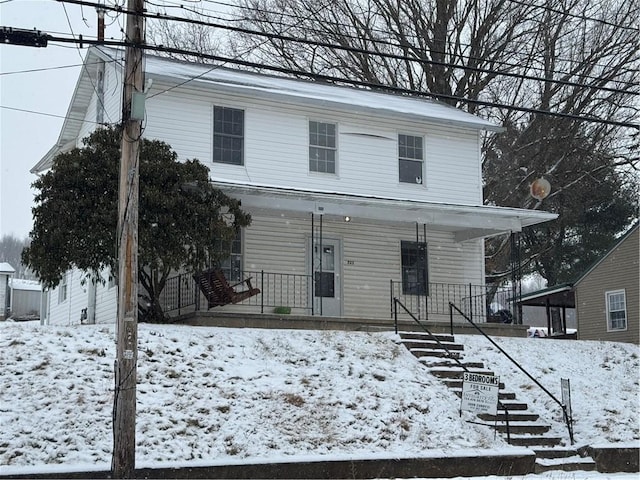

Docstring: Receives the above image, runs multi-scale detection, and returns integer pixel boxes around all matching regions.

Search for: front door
[309,237,342,317]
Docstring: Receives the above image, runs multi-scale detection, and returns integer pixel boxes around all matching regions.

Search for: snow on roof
[9,278,41,291]
[0,262,15,274]
[114,47,503,132]
[32,46,502,174]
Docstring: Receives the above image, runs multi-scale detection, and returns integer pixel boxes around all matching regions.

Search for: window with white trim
[213,106,244,165]
[399,134,424,184]
[309,121,336,174]
[606,290,627,331]
[217,228,243,283]
[58,274,68,304]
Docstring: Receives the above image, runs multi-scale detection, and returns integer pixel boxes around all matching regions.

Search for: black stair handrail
[394,297,469,371]
[394,297,512,442]
[449,301,574,445]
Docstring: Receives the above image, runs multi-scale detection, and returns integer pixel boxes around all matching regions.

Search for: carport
[517,284,576,338]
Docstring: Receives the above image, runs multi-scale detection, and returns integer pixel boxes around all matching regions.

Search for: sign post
[561,378,573,441]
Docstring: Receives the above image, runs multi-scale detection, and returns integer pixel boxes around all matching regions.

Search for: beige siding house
[575,224,639,344]
[33,46,557,325]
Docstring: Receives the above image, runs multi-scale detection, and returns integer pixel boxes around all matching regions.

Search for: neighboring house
[6,278,41,320]
[574,223,639,344]
[32,46,556,326]
[518,223,639,344]
[1,262,16,320]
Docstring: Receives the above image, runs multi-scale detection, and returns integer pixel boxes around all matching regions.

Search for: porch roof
[214,180,557,242]
[517,284,576,309]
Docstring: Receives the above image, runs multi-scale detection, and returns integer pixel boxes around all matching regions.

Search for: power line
[149,0,637,86]
[42,34,640,130]
[196,0,638,32]
[60,2,114,124]
[0,60,113,75]
[57,0,640,96]
[0,104,109,125]
[202,0,638,73]
[505,0,639,31]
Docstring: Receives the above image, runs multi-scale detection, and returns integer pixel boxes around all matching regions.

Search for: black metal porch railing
[159,270,313,316]
[390,280,514,322]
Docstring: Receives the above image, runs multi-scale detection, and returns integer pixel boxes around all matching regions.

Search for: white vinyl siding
[94,280,118,324]
[243,213,484,319]
[47,269,89,326]
[142,84,482,205]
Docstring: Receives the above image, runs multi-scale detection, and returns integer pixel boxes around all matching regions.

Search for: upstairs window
[401,241,428,295]
[213,106,244,165]
[399,134,424,184]
[309,121,336,174]
[606,290,627,331]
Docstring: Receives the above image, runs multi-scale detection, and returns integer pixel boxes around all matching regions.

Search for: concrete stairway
[399,331,596,474]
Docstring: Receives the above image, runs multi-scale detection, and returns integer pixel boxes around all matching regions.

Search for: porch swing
[193,268,261,309]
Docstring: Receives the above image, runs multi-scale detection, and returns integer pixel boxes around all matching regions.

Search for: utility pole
[112,0,144,477]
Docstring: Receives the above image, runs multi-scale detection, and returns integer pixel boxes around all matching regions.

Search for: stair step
[493,422,551,434]
[414,350,463,359]
[535,455,597,473]
[451,388,516,400]
[399,332,455,343]
[497,401,529,411]
[443,379,506,389]
[421,360,485,369]
[509,436,563,447]
[430,367,494,379]
[533,447,581,459]
[478,412,539,422]
[401,340,464,351]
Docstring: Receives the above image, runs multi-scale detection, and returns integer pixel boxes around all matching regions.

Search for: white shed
[1,262,16,320]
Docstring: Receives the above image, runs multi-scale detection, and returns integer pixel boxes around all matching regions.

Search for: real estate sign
[460,372,500,416]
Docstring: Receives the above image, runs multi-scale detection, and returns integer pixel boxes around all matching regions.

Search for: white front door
[310,238,342,317]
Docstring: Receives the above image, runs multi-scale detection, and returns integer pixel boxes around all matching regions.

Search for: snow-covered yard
[0,320,638,477]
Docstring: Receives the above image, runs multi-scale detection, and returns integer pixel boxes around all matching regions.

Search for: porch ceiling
[214,181,557,242]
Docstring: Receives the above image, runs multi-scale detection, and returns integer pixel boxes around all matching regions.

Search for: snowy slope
[0,321,638,473]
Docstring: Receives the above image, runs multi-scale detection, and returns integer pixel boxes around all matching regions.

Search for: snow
[8,278,41,291]
[97,47,502,132]
[0,321,638,478]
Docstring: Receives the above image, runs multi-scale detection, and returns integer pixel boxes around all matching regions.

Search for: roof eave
[213,180,557,242]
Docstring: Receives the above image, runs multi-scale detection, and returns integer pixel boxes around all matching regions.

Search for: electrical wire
[61,1,115,124]
[504,0,639,31]
[187,0,638,74]
[43,34,639,130]
[58,0,639,96]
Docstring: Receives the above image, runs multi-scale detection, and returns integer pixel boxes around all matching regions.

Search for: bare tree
[150,0,639,285]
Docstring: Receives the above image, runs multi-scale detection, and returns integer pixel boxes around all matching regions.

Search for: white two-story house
[32,46,556,326]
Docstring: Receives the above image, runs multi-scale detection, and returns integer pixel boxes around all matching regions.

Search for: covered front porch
[158,181,555,329]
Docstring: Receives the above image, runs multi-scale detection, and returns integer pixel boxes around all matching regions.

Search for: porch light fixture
[344,216,351,222]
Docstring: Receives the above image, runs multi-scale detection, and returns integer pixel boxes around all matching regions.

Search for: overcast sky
[0,0,125,239]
